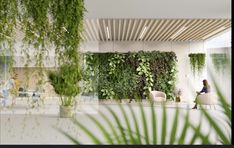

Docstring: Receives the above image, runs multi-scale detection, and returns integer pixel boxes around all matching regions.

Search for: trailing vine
[0,0,86,106]
[136,54,154,98]
[188,53,206,76]
[0,0,17,76]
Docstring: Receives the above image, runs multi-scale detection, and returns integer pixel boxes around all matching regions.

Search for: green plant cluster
[61,65,232,144]
[210,53,229,73]
[188,53,206,76]
[83,51,177,100]
[48,64,82,106]
[0,1,85,106]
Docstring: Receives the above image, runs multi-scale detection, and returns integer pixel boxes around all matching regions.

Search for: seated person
[192,79,211,109]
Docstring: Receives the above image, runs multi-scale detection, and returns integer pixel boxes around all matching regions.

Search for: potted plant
[174,88,182,102]
[48,64,82,118]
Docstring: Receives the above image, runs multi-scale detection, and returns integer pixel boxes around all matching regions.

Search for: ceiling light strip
[106,26,110,39]
[139,26,148,39]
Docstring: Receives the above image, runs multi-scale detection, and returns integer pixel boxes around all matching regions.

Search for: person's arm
[199,87,207,94]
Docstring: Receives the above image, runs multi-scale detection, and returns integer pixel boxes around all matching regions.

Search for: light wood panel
[82,19,231,41]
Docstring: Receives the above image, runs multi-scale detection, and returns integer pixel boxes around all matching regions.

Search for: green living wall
[82,51,177,100]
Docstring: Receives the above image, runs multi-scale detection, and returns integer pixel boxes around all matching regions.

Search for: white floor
[0,98,230,144]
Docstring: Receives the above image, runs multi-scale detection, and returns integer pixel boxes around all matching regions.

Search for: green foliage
[48,64,82,106]
[0,0,17,76]
[59,67,231,144]
[188,53,206,76]
[83,51,177,100]
[136,53,154,98]
[210,53,229,73]
[0,0,85,96]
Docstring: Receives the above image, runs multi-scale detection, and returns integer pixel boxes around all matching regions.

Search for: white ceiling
[84,0,231,19]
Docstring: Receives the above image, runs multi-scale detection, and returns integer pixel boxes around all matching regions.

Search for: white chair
[197,92,218,109]
[149,91,166,102]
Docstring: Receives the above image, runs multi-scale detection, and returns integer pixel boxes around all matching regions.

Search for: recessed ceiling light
[139,26,148,39]
[170,26,187,39]
[202,26,227,40]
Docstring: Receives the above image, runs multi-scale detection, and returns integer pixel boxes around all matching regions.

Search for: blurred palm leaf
[58,59,231,145]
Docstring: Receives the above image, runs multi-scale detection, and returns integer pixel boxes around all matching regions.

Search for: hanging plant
[210,53,229,73]
[188,53,206,76]
[0,0,17,76]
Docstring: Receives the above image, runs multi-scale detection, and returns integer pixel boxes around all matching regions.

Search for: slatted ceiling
[189,19,219,40]
[82,19,231,41]
[163,19,183,41]
[190,19,220,41]
[148,20,162,41]
[142,19,153,41]
[195,20,230,40]
[92,19,100,40]
[169,20,195,40]
[87,20,95,40]
[139,19,148,41]
[157,20,174,41]
[176,19,204,41]
[144,20,158,41]
[133,19,143,40]
[183,19,214,41]
[185,19,221,41]
[154,20,170,41]
[129,20,136,41]
[159,19,176,41]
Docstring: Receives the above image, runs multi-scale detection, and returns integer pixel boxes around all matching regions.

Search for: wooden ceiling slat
[102,19,108,41]
[142,19,154,41]
[163,19,185,41]
[97,19,104,41]
[133,19,144,41]
[153,20,170,41]
[121,19,127,41]
[113,19,116,41]
[144,20,158,41]
[84,20,94,41]
[157,19,176,41]
[88,19,98,41]
[176,19,205,41]
[139,19,150,41]
[129,20,137,41]
[169,19,192,41]
[194,20,231,40]
[118,19,121,41]
[125,19,132,40]
[148,20,164,41]
[107,19,112,41]
[92,19,100,41]
[184,19,220,41]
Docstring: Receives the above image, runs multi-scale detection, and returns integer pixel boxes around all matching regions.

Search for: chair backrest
[150,91,166,98]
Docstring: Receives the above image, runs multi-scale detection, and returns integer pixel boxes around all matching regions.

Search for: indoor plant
[188,53,206,76]
[48,64,82,118]
[175,88,182,102]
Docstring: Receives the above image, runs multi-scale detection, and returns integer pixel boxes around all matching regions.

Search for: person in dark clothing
[192,79,211,109]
